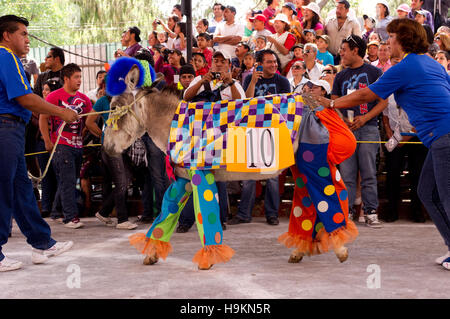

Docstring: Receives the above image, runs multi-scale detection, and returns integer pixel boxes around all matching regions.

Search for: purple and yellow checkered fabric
[168,93,304,170]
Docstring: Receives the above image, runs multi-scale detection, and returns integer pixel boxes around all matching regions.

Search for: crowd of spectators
[22,0,449,233]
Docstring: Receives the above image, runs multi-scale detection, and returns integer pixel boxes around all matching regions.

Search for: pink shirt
[46,88,92,149]
[372,59,392,73]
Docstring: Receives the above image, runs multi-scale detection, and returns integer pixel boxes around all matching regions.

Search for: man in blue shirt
[230,50,291,226]
[0,15,78,272]
[315,19,450,271]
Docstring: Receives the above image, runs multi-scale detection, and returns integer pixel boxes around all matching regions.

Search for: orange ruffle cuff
[192,244,235,268]
[129,233,173,260]
[278,219,358,256]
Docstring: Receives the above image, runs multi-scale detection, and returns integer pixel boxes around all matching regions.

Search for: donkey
[103,65,358,270]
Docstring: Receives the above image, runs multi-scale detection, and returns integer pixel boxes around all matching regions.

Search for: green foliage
[0,0,162,47]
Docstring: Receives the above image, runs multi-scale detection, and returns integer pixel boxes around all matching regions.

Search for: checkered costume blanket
[167,93,304,170]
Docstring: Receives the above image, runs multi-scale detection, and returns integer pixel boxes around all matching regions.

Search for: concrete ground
[1,216,448,299]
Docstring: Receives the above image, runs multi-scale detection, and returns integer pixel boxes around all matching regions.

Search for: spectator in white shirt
[209,3,225,33]
[325,0,361,58]
[303,43,324,81]
[213,6,245,59]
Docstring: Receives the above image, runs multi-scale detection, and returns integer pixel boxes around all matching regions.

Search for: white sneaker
[365,214,382,228]
[0,256,23,272]
[95,212,115,227]
[32,241,74,264]
[64,219,84,229]
[358,215,366,223]
[116,221,138,230]
[435,251,450,265]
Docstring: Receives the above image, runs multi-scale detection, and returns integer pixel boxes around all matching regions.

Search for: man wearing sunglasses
[33,47,65,97]
[329,34,387,228]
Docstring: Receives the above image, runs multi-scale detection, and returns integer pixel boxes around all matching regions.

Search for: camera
[211,72,221,80]
[256,65,263,72]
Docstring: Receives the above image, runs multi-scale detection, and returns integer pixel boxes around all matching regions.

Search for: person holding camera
[176,50,246,233]
[183,50,245,101]
[229,49,290,226]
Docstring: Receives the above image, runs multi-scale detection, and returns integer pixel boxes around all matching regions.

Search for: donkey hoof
[198,264,214,270]
[288,250,304,263]
[335,246,349,263]
[143,254,159,265]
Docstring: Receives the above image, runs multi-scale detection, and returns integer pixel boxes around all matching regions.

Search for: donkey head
[103,65,147,156]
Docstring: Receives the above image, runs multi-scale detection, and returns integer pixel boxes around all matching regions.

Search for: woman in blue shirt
[316,19,450,271]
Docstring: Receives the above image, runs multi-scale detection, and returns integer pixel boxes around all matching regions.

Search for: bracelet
[330,100,335,109]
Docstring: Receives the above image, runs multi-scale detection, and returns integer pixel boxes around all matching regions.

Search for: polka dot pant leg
[145,177,192,242]
[188,170,223,248]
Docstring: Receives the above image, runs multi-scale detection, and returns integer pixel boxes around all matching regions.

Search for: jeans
[141,134,170,218]
[36,139,58,213]
[99,148,131,224]
[417,133,450,249]
[179,181,228,227]
[0,117,56,261]
[52,144,83,223]
[237,177,280,221]
[339,125,380,214]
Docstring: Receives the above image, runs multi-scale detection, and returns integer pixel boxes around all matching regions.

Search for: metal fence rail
[27,41,149,94]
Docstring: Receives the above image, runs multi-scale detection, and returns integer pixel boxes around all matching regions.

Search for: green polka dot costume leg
[130,171,234,268]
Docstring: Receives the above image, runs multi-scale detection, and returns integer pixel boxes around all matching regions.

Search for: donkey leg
[334,246,349,263]
[130,177,192,265]
[288,249,305,263]
[188,170,234,270]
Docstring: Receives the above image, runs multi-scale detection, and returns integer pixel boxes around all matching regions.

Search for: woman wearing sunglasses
[316,19,450,271]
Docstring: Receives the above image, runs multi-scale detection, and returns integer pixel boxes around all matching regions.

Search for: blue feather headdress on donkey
[106,57,156,96]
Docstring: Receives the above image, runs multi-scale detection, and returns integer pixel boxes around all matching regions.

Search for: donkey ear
[106,57,145,96]
[125,65,141,91]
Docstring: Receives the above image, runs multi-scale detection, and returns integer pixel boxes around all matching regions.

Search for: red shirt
[263,7,276,34]
[46,88,92,149]
[202,48,213,68]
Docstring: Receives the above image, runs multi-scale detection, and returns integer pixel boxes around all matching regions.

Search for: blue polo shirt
[0,46,33,123]
[369,53,450,148]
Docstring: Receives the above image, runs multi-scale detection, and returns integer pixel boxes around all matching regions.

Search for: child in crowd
[193,33,213,68]
[255,35,267,54]
[316,35,334,66]
[191,52,209,76]
[303,29,316,44]
[283,44,304,76]
[157,32,168,48]
[239,51,255,85]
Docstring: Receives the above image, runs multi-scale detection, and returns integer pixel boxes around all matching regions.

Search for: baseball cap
[396,3,411,13]
[283,2,297,13]
[249,14,267,22]
[303,29,316,37]
[306,79,331,95]
[213,50,231,61]
[128,26,141,42]
[179,64,196,77]
[367,41,380,47]
[316,34,330,45]
[416,9,427,16]
[291,44,304,51]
